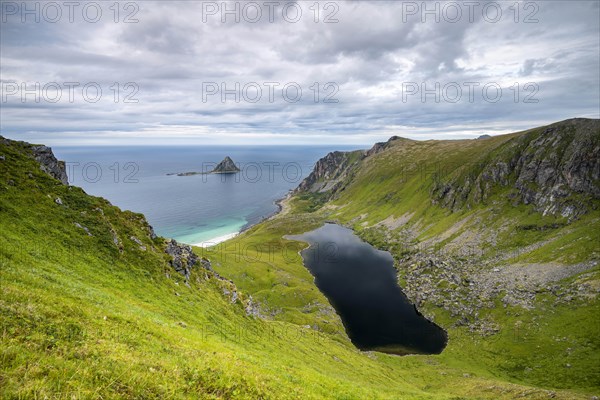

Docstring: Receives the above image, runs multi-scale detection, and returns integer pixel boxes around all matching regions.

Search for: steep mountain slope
[210,119,600,397]
[1,121,598,398]
[0,137,437,399]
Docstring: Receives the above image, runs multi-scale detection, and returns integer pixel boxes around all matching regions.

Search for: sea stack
[212,156,240,174]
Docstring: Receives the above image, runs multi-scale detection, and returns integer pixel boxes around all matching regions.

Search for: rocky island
[167,156,240,176]
[211,156,240,174]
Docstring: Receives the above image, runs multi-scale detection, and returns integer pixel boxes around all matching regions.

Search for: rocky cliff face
[431,119,600,218]
[365,136,403,157]
[296,119,599,220]
[0,137,68,185]
[295,150,364,195]
[30,145,69,185]
[295,136,409,196]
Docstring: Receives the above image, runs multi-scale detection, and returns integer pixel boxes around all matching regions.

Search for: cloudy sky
[1,0,599,146]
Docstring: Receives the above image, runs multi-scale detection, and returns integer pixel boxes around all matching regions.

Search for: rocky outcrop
[295,150,364,195]
[365,136,403,157]
[212,156,240,173]
[165,239,200,280]
[296,136,407,196]
[432,118,600,218]
[164,240,263,317]
[0,136,68,185]
[31,145,68,185]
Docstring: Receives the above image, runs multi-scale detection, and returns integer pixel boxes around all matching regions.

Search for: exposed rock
[0,155,5,161]
[296,136,409,196]
[73,222,92,236]
[212,156,240,174]
[245,295,261,317]
[30,145,68,185]
[55,197,63,205]
[148,225,157,240]
[130,236,147,251]
[296,150,364,195]
[365,136,403,156]
[431,118,600,219]
[110,228,123,251]
[200,257,213,271]
[230,290,239,303]
[165,239,199,280]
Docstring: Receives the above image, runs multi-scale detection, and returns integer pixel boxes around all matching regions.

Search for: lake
[288,223,448,355]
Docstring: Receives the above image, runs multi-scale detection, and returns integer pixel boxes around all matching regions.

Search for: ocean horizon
[52,145,363,245]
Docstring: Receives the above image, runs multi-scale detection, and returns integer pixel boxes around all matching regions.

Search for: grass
[1,129,599,399]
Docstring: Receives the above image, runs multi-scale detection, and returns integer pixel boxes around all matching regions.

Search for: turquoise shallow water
[53,145,361,244]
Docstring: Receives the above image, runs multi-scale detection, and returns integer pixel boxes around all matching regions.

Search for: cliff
[295,150,364,196]
[430,118,600,218]
[296,118,600,219]
[1,136,68,185]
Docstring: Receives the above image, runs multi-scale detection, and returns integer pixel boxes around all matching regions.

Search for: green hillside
[1,120,599,399]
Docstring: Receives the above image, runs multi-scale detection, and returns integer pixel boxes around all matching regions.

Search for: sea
[52,145,362,246]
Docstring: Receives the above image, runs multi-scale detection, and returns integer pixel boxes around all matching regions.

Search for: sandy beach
[192,232,239,248]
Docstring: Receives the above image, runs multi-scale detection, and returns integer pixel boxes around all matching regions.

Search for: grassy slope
[0,132,596,399]
[208,122,600,397]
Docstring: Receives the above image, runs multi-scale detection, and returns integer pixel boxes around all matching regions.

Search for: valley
[1,119,599,399]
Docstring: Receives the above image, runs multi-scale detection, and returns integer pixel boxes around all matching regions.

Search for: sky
[1,0,599,146]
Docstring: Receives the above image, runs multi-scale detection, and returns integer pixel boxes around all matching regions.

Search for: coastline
[189,191,294,248]
[239,190,293,234]
[192,232,239,248]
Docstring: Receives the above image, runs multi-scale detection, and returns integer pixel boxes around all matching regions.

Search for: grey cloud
[0,0,598,145]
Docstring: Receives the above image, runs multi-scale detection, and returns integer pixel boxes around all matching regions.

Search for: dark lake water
[288,223,447,355]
